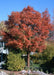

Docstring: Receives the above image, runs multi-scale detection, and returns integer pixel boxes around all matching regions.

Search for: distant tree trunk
[27,52,30,67]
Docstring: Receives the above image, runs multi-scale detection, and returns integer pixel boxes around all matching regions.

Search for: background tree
[4,6,52,67]
[0,21,8,36]
[40,43,54,73]
[42,43,54,63]
[0,21,7,32]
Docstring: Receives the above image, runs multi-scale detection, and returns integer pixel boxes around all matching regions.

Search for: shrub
[7,52,25,71]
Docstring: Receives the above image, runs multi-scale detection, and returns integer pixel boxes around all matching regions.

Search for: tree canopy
[4,6,52,66]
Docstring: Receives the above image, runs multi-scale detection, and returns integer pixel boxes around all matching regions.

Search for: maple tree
[4,6,52,67]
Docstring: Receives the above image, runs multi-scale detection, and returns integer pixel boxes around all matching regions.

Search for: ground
[0,69,54,75]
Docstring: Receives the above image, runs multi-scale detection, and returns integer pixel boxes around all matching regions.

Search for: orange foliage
[4,6,52,52]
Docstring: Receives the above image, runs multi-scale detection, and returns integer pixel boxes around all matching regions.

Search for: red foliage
[4,6,52,52]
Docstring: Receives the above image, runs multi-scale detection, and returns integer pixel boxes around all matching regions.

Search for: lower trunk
[27,52,30,67]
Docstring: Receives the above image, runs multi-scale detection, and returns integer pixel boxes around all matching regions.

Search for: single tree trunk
[27,52,30,67]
